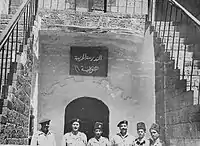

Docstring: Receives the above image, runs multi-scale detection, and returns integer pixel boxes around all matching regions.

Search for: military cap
[137,122,146,131]
[149,123,160,134]
[117,120,128,127]
[94,122,103,130]
[69,118,81,124]
[39,118,51,124]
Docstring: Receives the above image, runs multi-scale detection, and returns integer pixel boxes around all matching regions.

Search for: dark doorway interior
[64,97,109,140]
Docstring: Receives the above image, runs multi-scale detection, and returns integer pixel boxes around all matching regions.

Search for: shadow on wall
[64,96,109,140]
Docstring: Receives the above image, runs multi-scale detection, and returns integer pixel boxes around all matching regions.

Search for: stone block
[164,59,175,69]
[0,115,7,124]
[164,76,177,89]
[179,91,193,108]
[175,79,187,91]
[165,68,180,77]
[155,76,164,91]
[1,107,9,116]
[10,95,26,115]
[0,99,12,110]
[0,132,7,144]
[6,138,28,145]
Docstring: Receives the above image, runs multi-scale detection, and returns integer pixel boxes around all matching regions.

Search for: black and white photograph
[0,0,200,145]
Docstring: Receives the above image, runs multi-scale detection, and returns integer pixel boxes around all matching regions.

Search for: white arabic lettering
[73,65,100,74]
[74,65,80,73]
[74,53,103,62]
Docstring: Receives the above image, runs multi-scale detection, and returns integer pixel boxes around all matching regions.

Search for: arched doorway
[64,97,109,140]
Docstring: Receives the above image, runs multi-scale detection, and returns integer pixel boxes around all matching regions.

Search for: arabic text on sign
[73,65,100,74]
[74,53,103,62]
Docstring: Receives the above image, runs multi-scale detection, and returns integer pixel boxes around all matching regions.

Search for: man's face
[41,122,50,133]
[72,121,80,132]
[137,129,145,139]
[150,129,159,140]
[94,129,102,138]
[119,123,128,134]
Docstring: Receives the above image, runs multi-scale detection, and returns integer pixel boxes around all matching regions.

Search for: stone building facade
[31,9,155,146]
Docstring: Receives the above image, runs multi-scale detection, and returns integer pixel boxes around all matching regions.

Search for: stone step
[1,14,13,19]
[0,24,24,32]
[175,79,187,91]
[0,36,24,44]
[0,18,25,25]
[9,5,20,14]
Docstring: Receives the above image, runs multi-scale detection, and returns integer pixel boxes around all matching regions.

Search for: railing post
[182,15,189,79]
[165,3,173,51]
[104,0,107,12]
[171,6,178,60]
[161,1,169,44]
[158,0,165,37]
[190,57,194,90]
[0,45,5,95]
[176,10,183,69]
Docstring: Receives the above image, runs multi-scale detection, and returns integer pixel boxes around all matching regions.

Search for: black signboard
[70,46,108,77]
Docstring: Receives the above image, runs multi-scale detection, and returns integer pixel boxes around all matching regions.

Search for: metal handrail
[153,0,200,102]
[169,0,200,29]
[0,0,38,50]
[0,0,38,97]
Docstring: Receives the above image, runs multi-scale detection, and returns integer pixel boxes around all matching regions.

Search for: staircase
[150,0,200,145]
[0,0,38,144]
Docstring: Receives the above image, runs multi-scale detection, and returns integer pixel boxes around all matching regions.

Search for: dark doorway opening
[64,97,109,140]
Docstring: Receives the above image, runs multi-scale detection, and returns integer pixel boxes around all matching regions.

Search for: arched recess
[64,96,109,140]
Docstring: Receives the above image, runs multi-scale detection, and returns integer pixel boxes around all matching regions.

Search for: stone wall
[36,14,155,146]
[0,34,34,145]
[153,25,200,146]
[39,9,146,36]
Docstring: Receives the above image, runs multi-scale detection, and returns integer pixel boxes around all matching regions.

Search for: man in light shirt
[62,118,87,146]
[87,122,110,146]
[110,120,135,146]
[30,118,56,146]
[149,123,165,146]
[134,122,150,146]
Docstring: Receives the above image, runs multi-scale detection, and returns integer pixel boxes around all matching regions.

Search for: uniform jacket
[134,137,150,146]
[110,133,135,146]
[150,138,165,146]
[87,136,110,146]
[30,130,56,146]
[62,131,87,146]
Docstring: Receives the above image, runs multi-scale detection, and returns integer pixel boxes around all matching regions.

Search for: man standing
[134,122,150,146]
[87,122,110,146]
[149,123,165,146]
[110,120,135,146]
[30,118,56,146]
[62,118,87,146]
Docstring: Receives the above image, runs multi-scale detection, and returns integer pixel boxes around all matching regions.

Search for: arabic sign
[70,46,108,77]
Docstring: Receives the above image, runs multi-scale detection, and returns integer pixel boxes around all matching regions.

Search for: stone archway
[64,96,109,140]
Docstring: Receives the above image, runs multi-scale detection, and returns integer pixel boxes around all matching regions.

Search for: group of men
[30,118,164,146]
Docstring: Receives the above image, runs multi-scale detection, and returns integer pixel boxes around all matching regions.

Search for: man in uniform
[134,122,150,146]
[62,118,87,146]
[87,122,110,146]
[110,120,135,146]
[149,123,165,146]
[30,118,56,146]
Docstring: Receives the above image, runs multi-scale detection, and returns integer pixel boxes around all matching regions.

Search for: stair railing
[152,0,200,103]
[0,0,38,98]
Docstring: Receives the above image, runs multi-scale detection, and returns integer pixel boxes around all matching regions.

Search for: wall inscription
[70,46,108,77]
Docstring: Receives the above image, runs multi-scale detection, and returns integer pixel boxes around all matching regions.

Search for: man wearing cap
[149,123,165,146]
[87,122,110,146]
[62,118,87,146]
[30,118,56,146]
[110,120,135,146]
[134,122,150,146]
